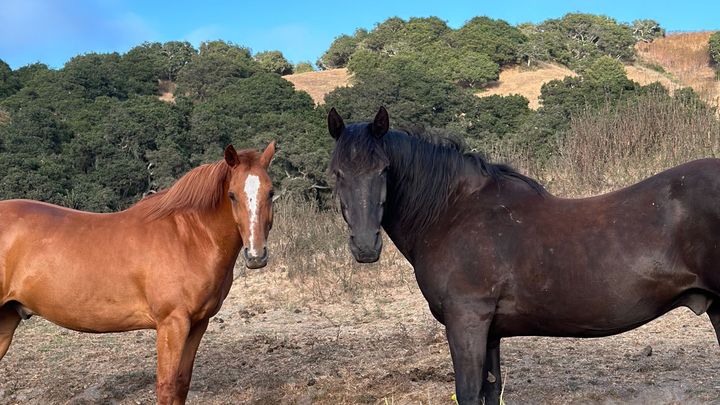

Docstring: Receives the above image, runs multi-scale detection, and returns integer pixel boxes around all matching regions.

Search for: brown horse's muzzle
[243,247,268,269]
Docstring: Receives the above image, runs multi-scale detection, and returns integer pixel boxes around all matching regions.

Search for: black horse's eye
[228,192,236,201]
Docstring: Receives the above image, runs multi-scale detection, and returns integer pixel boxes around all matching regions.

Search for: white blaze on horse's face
[243,174,261,256]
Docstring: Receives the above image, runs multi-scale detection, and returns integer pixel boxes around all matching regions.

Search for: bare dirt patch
[283,69,350,104]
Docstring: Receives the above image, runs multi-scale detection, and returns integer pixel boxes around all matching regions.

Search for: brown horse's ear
[224,144,239,167]
[328,107,345,140]
[371,106,389,139]
[260,141,276,169]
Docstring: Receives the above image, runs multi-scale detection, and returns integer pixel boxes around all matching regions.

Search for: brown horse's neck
[153,187,243,267]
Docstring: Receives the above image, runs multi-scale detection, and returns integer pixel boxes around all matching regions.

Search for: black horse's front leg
[481,338,502,405]
[445,301,495,405]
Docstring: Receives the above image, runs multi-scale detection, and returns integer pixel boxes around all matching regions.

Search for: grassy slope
[283,32,719,109]
[636,31,720,103]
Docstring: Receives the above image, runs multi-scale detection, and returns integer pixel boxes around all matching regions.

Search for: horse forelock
[330,124,389,174]
[135,150,262,220]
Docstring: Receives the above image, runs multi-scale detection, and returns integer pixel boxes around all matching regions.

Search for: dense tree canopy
[631,19,665,43]
[0,41,331,210]
[518,14,639,68]
[254,50,294,75]
[0,13,702,212]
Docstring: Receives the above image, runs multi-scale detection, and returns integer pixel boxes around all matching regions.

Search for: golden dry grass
[636,31,720,104]
[509,91,720,197]
[481,63,684,109]
[625,65,680,91]
[478,63,577,109]
[283,68,351,104]
[283,33,720,109]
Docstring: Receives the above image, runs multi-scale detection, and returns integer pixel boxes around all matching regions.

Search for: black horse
[328,106,720,404]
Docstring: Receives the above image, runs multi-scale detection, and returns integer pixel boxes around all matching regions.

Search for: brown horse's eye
[228,192,236,201]
[268,190,274,201]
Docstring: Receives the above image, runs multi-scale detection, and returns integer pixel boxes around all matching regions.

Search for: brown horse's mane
[133,150,260,220]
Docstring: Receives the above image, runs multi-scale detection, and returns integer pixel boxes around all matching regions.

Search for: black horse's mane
[330,123,545,236]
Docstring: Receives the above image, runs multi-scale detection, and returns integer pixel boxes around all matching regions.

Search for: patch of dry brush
[636,32,720,103]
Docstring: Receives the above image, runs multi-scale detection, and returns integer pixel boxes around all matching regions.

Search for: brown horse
[0,143,275,404]
[328,107,720,404]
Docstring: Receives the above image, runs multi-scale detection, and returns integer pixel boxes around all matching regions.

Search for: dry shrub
[548,92,720,196]
[268,198,411,303]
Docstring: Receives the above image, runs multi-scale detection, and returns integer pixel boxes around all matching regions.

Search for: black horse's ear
[371,106,389,138]
[224,144,239,167]
[328,107,345,140]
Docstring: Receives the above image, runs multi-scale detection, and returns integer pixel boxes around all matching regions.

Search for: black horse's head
[328,107,390,263]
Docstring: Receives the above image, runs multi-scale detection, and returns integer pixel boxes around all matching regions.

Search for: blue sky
[2,0,719,69]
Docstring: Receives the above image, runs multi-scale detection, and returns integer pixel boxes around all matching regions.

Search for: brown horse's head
[328,107,389,263]
[224,142,276,269]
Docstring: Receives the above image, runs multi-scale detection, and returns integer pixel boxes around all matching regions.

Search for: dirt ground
[1,253,720,405]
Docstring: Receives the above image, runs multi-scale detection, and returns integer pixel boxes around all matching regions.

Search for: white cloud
[0,0,157,67]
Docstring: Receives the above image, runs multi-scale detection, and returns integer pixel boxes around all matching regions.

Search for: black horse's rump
[328,106,720,405]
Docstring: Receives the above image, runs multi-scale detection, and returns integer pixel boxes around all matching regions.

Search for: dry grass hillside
[281,64,683,110]
[636,31,720,104]
[283,68,350,104]
[480,63,576,108]
[282,32,720,109]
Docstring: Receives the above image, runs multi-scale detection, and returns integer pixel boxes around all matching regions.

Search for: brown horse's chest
[190,262,236,322]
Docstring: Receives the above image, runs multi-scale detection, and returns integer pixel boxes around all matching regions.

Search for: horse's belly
[25,299,155,333]
[491,289,696,338]
[8,269,155,332]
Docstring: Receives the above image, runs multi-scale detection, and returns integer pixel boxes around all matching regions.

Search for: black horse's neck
[380,130,462,254]
[379,130,544,258]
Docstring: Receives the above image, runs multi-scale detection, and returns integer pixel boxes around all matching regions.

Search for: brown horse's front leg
[0,304,21,360]
[174,318,210,404]
[155,314,191,405]
[445,300,494,405]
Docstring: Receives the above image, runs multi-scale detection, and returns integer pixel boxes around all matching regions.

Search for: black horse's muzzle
[349,231,382,263]
[243,246,268,269]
